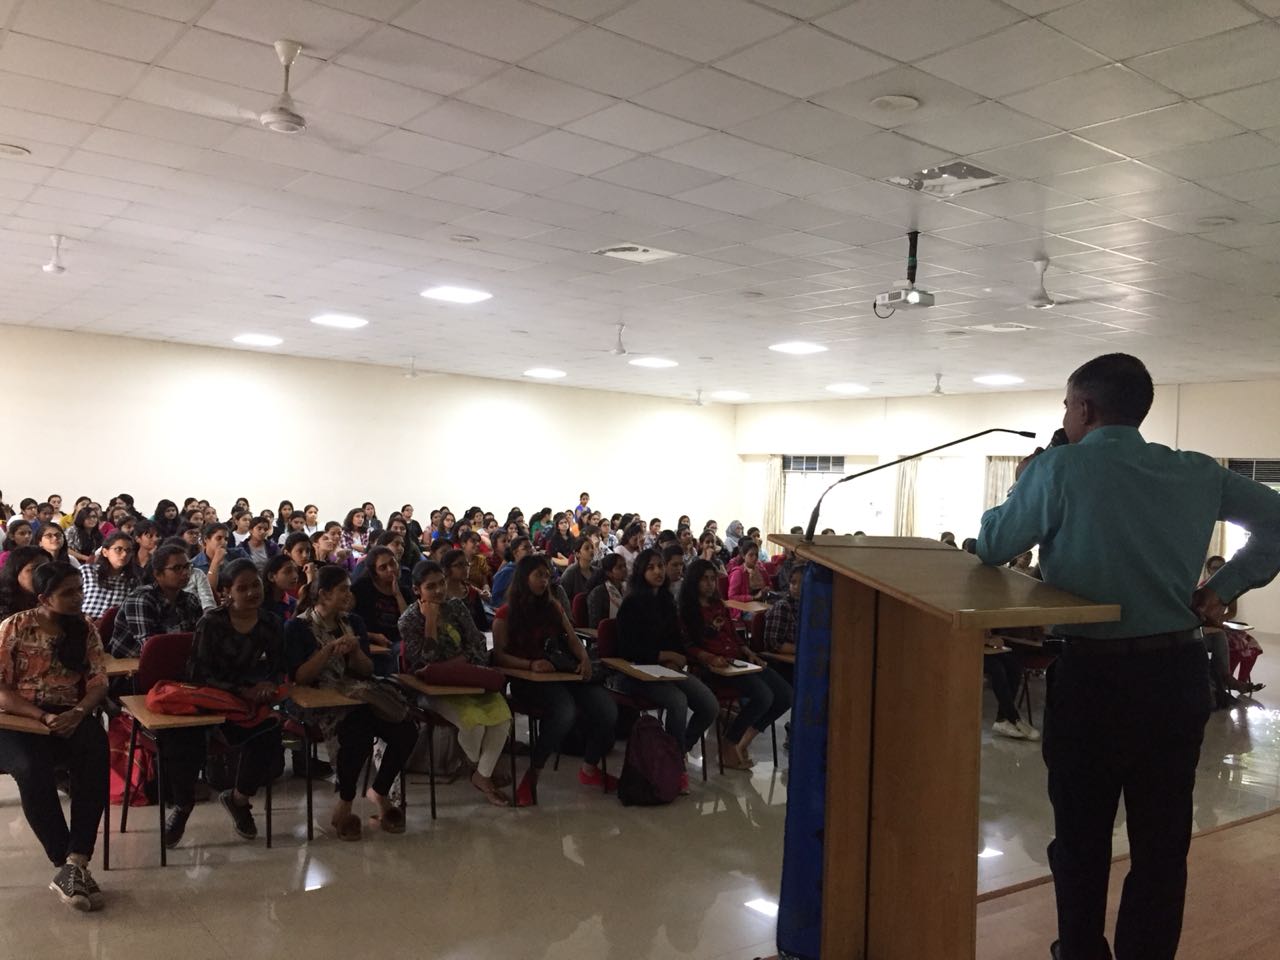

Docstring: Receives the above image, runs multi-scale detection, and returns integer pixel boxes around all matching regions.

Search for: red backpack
[145,681,284,727]
[617,714,683,806]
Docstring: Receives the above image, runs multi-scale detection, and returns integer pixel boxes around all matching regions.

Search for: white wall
[0,325,741,529]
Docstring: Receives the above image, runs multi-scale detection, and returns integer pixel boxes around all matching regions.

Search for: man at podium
[977,353,1280,960]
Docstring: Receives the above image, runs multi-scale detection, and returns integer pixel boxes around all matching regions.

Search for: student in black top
[0,546,48,621]
[558,536,597,605]
[544,512,575,568]
[350,546,406,673]
[613,548,717,793]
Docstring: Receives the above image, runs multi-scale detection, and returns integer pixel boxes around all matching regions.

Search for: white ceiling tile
[197,0,377,60]
[736,158,864,197]
[806,215,904,245]
[1101,182,1249,218]
[108,0,208,17]
[934,219,1042,247]
[1001,0,1076,11]
[0,70,117,124]
[507,130,637,174]
[365,129,491,172]
[1144,133,1280,180]
[61,149,181,187]
[159,28,326,94]
[1063,221,1178,250]
[729,102,878,155]
[1043,0,1258,60]
[313,0,407,16]
[393,0,580,61]
[541,176,653,213]
[336,26,506,94]
[404,101,548,152]
[101,100,238,149]
[497,194,604,227]
[565,102,707,152]
[808,131,951,179]
[897,102,1057,156]
[716,26,893,99]
[1077,103,1242,157]
[0,34,147,96]
[596,156,721,194]
[813,66,983,130]
[917,21,1106,98]
[816,0,1021,62]
[1201,79,1280,131]
[412,175,527,210]
[456,155,581,193]
[293,66,442,127]
[78,128,208,168]
[1002,66,1180,132]
[973,135,1120,179]
[673,178,789,215]
[459,67,615,126]
[28,187,130,216]
[600,0,791,63]
[187,150,307,188]
[127,68,265,126]
[632,69,791,129]
[286,172,411,207]
[949,181,1081,217]
[13,0,185,62]
[0,103,94,147]
[1198,222,1280,249]
[655,132,791,175]
[1128,23,1280,99]
[519,26,694,99]
[1201,165,1280,202]
[1039,161,1184,199]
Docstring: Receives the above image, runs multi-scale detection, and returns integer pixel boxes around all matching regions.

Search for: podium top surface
[769,535,1120,631]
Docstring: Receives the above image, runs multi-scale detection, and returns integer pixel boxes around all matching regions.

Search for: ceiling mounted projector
[872,231,935,317]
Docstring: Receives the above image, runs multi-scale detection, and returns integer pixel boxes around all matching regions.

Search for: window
[1223,460,1280,560]
[782,455,846,473]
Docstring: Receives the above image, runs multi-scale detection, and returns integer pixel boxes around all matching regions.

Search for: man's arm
[975,456,1059,566]
[1204,470,1280,602]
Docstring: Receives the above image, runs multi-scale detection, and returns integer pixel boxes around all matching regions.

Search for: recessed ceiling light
[310,313,368,329]
[629,356,678,368]
[769,341,828,355]
[870,94,920,113]
[710,390,750,402]
[0,143,31,157]
[523,367,566,380]
[421,285,492,304]
[234,333,283,347]
[974,374,1024,386]
[826,382,869,395]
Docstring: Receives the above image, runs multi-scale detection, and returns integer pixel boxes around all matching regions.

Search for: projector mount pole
[906,229,919,289]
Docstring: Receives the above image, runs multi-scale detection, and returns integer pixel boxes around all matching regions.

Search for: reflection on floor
[1,639,1277,959]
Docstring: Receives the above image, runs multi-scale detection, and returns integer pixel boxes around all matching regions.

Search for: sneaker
[48,862,91,912]
[678,772,690,795]
[577,766,619,791]
[219,790,257,840]
[164,805,193,849]
[80,867,104,911]
[1015,720,1042,742]
[992,719,1026,740]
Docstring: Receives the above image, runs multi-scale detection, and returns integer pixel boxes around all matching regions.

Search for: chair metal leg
[265,773,272,849]
[400,765,407,814]
[716,716,725,776]
[120,719,137,833]
[426,721,437,820]
[699,734,708,782]
[101,736,110,871]
[155,738,167,868]
[770,722,778,766]
[304,725,314,841]
[361,753,372,795]
[530,717,539,806]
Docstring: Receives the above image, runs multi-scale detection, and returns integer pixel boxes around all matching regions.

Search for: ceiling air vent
[885,161,1006,198]
[970,321,1035,333]
[591,244,680,264]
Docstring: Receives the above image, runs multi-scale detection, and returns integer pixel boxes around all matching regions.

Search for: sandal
[721,745,753,771]
[471,772,511,807]
[330,812,362,842]
[374,805,406,833]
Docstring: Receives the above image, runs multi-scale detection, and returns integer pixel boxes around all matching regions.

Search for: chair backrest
[747,613,766,653]
[571,592,588,628]
[596,618,618,658]
[96,605,120,644]
[135,632,195,695]
[717,574,728,600]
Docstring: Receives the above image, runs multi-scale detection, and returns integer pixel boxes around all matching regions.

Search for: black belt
[1056,628,1204,656]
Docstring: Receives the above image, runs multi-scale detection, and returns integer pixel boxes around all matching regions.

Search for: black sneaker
[48,863,91,912]
[219,790,257,840]
[164,805,193,849]
[80,867,104,911]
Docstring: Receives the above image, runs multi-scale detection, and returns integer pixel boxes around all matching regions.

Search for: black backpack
[617,714,683,806]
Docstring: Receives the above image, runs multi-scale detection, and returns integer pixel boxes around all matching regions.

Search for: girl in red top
[492,555,618,806]
[680,558,792,771]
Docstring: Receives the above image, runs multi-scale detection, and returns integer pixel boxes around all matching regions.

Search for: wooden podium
[769,535,1119,960]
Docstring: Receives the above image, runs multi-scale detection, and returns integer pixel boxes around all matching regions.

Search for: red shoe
[578,766,619,791]
[678,772,690,795]
[515,771,537,807]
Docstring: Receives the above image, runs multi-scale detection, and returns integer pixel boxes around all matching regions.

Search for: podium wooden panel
[770,535,1119,960]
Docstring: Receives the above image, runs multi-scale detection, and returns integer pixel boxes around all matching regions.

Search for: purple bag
[617,714,683,806]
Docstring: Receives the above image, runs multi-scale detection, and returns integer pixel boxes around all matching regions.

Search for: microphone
[803,428,1037,542]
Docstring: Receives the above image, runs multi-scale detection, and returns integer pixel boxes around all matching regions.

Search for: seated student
[79,533,141,620]
[544,513,575,568]
[613,521,645,575]
[283,532,317,585]
[558,536,598,606]
[239,516,278,574]
[662,543,685,602]
[132,520,160,574]
[574,491,591,522]
[586,553,627,627]
[400,504,423,545]
[487,530,510,579]
[65,507,103,565]
[364,529,413,597]
[596,518,617,560]
[0,546,50,621]
[350,546,407,671]
[340,508,371,559]
[192,523,243,597]
[1201,555,1264,703]
[385,514,423,570]
[441,548,487,630]
[276,512,307,547]
[492,555,618,806]
[228,509,253,547]
[399,560,513,807]
[261,554,300,622]
[109,544,202,658]
[0,562,110,911]
[696,531,726,575]
[272,500,294,541]
[746,526,769,560]
[361,502,383,536]
[285,566,416,839]
[310,528,339,567]
[983,638,1039,741]
[38,525,71,566]
[680,558,792,771]
[613,548,717,794]
[762,566,801,657]
[162,560,287,848]
[459,531,490,592]
[726,538,771,618]
[60,497,89,530]
[677,525,696,564]
[490,536,532,608]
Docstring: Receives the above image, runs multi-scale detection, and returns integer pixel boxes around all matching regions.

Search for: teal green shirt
[977,426,1280,638]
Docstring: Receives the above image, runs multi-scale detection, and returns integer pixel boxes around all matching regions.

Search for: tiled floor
[1,641,1277,959]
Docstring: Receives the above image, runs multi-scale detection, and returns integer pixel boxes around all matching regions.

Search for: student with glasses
[79,533,141,619]
[108,544,202,659]
[65,507,102,566]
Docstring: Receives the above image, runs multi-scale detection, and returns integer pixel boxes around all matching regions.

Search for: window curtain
[894,459,918,537]
[1209,459,1229,560]
[984,456,1020,510]
[763,455,785,546]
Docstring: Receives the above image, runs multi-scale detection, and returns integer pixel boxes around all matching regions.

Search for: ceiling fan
[1026,256,1128,310]
[582,322,634,358]
[929,372,945,397]
[42,235,66,275]
[260,40,306,134]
